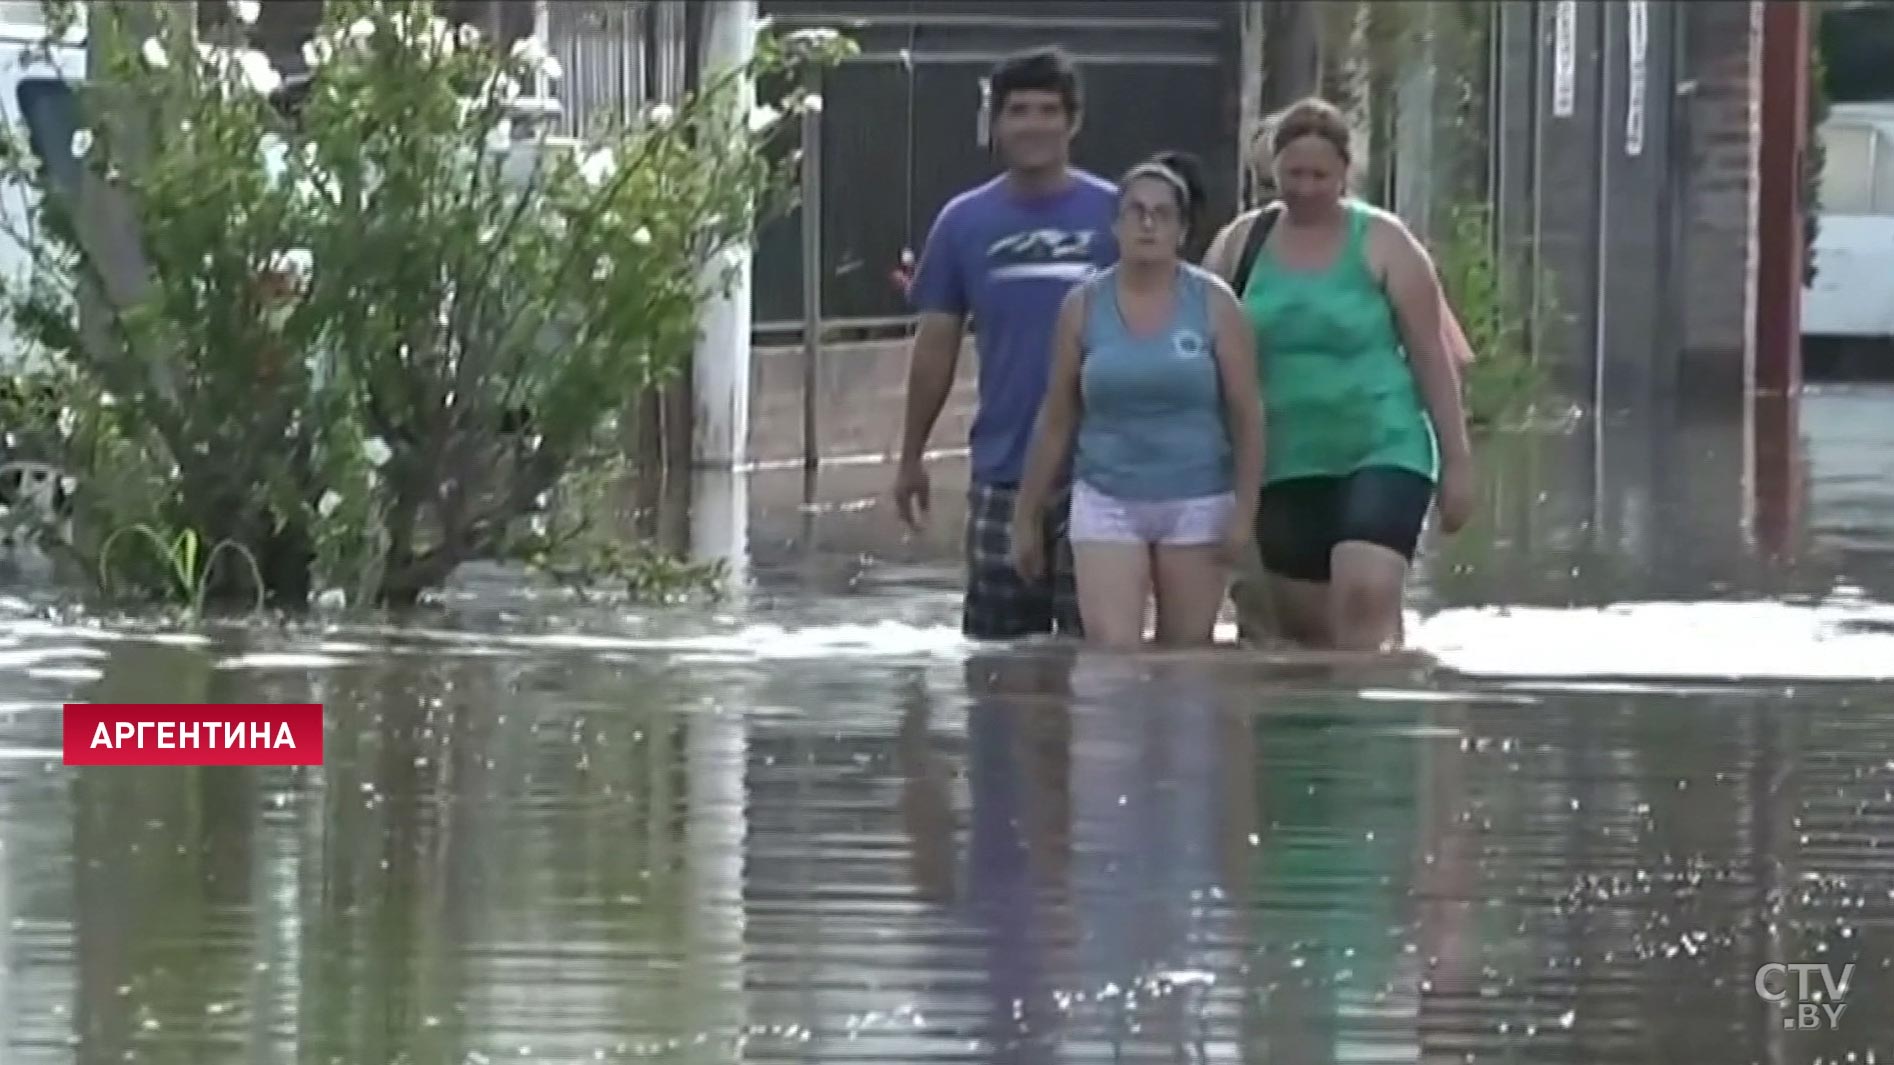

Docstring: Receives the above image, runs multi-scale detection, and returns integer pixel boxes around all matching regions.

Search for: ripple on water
[0,563,1891,1061]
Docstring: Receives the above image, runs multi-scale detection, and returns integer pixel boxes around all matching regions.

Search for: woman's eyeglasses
[1118,201,1180,227]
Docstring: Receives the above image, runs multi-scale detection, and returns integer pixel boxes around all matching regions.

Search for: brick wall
[1678,0,1763,415]
[747,337,979,468]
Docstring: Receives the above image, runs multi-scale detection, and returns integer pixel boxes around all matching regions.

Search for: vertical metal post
[691,0,756,470]
[1237,2,1266,207]
[1752,0,1808,559]
[1754,0,1808,402]
[799,96,823,473]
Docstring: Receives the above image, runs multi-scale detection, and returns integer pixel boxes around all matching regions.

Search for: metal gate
[1491,0,1686,409]
[752,0,1245,334]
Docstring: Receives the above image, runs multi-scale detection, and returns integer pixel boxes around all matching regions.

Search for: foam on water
[1416,597,1894,681]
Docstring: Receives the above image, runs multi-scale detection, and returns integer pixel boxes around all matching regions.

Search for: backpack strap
[1229,201,1284,298]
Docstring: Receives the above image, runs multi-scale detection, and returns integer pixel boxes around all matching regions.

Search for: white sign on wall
[1626,0,1649,155]
[1553,0,1577,118]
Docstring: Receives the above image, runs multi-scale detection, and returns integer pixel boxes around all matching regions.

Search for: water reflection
[0,389,1892,1062]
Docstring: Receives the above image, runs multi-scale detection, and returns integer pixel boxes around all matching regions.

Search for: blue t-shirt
[908,171,1121,486]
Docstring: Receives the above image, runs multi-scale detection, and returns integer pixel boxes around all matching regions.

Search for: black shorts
[1253,466,1435,583]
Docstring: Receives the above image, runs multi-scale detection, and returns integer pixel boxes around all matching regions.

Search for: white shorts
[1068,479,1235,546]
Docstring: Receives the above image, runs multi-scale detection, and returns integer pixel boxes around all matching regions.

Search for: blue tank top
[1073,264,1231,501]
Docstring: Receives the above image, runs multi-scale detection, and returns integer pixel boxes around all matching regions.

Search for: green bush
[1432,200,1552,431]
[0,0,852,612]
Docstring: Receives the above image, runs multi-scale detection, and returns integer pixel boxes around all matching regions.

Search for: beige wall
[747,338,978,468]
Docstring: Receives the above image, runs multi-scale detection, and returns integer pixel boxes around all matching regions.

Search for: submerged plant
[99,523,266,620]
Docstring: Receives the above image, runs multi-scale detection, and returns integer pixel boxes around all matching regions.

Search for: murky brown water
[2,386,1893,1064]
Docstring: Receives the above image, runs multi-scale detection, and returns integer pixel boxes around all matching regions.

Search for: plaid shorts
[963,481,1082,640]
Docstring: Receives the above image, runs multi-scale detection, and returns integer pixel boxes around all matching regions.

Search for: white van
[1805,101,1894,346]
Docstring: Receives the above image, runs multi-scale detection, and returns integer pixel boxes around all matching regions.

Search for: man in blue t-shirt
[892,46,1120,640]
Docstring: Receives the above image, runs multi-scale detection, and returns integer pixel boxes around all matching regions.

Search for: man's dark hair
[988,46,1082,118]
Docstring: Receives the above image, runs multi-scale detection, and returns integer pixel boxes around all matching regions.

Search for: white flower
[317,490,343,517]
[346,18,376,42]
[509,37,562,81]
[424,16,457,56]
[69,128,91,159]
[236,49,281,95]
[140,37,169,70]
[267,247,314,278]
[785,28,843,51]
[645,102,675,128]
[361,437,392,468]
[314,587,347,609]
[509,37,549,67]
[748,104,781,134]
[231,0,260,26]
[578,146,616,187]
[631,226,652,247]
[800,93,824,114]
[303,37,335,69]
[456,23,482,49]
[483,72,522,105]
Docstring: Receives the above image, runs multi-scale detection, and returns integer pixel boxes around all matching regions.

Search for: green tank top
[1241,200,1439,485]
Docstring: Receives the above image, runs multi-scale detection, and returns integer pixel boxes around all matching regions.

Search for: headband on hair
[1122,162,1189,205]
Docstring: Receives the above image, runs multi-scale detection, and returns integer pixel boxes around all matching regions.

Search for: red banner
[62,703,324,766]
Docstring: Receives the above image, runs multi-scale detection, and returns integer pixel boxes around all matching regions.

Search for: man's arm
[897,312,966,466]
[897,204,970,466]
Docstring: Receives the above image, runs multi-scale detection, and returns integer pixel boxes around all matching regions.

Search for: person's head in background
[1113,151,1206,271]
[988,46,1083,184]
[1245,120,1281,205]
[1258,97,1352,221]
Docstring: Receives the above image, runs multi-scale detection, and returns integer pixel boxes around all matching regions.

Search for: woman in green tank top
[1204,98,1475,653]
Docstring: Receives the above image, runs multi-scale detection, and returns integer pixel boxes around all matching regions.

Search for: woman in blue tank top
[1011,152,1265,649]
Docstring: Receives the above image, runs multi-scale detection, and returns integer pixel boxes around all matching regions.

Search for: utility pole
[691,0,757,471]
[1752,0,1811,560]
[1754,0,1809,405]
[78,2,190,399]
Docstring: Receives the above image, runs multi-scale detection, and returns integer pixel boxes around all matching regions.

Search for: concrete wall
[1488,0,1764,418]
[746,337,978,469]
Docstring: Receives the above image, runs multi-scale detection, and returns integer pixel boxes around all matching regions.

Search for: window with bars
[543,1,697,140]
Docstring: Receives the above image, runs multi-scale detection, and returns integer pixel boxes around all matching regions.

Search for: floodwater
[1,385,1893,1064]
